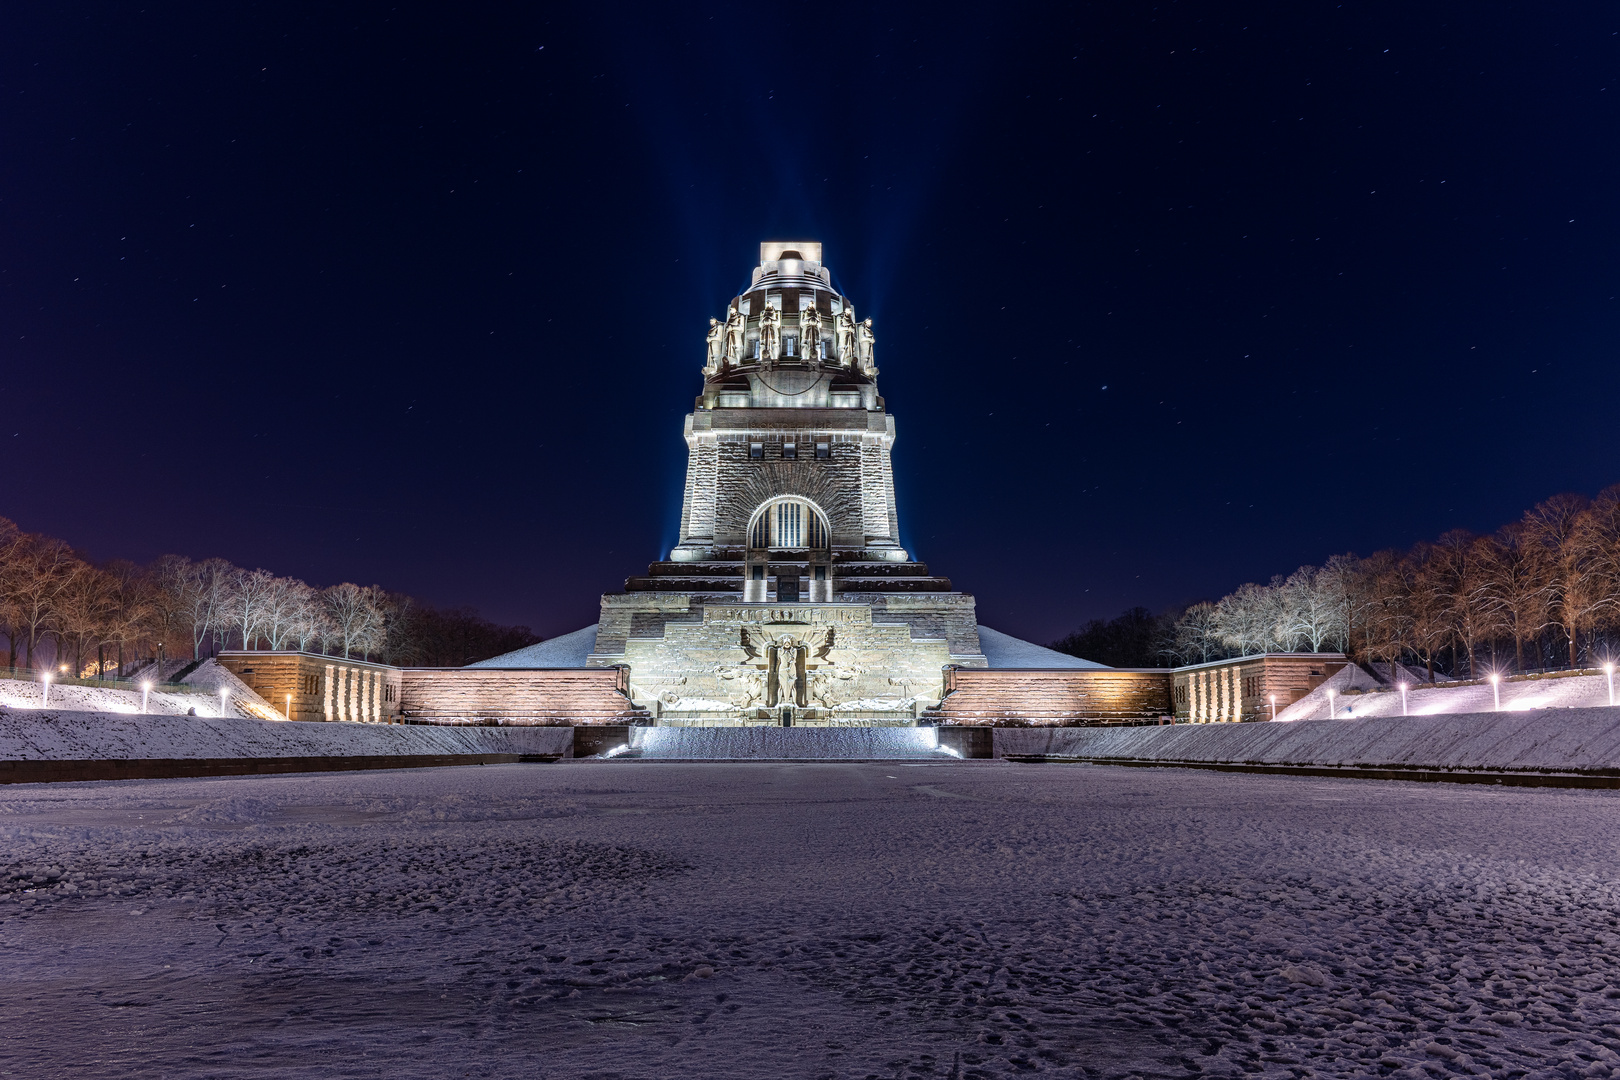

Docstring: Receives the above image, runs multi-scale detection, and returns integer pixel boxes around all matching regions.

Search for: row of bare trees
[0,517,540,677]
[1160,486,1620,677]
[1051,486,1620,676]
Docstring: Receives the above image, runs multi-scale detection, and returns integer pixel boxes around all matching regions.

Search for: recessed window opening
[783,442,796,460]
[815,442,830,459]
[748,497,830,551]
[783,334,797,357]
[749,442,763,459]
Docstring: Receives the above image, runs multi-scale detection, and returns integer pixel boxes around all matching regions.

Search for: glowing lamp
[1489,673,1501,711]
[141,680,153,715]
[1399,681,1409,717]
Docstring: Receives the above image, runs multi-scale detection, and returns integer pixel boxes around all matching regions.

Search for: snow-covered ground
[4,763,1620,1078]
[1277,666,1616,722]
[993,707,1620,773]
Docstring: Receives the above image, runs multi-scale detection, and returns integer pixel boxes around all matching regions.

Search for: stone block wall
[927,668,1173,727]
[398,667,649,726]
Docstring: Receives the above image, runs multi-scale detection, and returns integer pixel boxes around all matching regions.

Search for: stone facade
[1170,653,1349,723]
[592,242,986,725]
[217,651,648,726]
[218,652,402,723]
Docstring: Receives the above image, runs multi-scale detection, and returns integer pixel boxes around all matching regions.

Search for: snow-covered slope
[993,707,1620,773]
[468,625,597,668]
[0,709,571,761]
[977,626,1106,668]
[0,661,263,720]
[1276,667,1614,722]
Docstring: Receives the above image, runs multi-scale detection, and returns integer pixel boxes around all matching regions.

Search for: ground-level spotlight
[1399,682,1409,717]
[1327,688,1336,719]
[141,681,153,714]
[1489,672,1501,711]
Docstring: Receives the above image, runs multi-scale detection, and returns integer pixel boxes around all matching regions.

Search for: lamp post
[1269,694,1277,721]
[141,681,152,715]
[41,671,51,707]
[1327,688,1336,720]
[219,687,230,718]
[1489,673,1501,712]
[1606,663,1615,707]
[285,693,293,722]
[1400,682,1409,717]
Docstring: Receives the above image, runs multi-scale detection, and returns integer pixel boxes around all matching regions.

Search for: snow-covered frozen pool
[3,762,1618,1078]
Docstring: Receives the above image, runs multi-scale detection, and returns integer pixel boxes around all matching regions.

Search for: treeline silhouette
[1052,485,1620,677]
[0,516,539,676]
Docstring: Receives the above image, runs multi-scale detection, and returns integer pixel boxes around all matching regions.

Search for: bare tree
[8,534,83,671]
[1477,523,1549,673]
[323,583,386,659]
[1281,565,1345,652]
[259,576,316,650]
[188,558,237,659]
[0,517,25,669]
[53,561,115,677]
[1524,493,1593,667]
[99,560,155,678]
[224,568,277,651]
[1172,601,1223,664]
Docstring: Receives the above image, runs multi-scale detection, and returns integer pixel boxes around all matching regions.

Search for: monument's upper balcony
[701,241,877,387]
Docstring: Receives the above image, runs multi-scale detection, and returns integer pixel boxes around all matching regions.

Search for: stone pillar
[323,664,335,722]
[359,669,371,723]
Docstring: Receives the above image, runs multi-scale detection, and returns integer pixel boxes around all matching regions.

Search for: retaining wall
[991,709,1620,781]
[0,708,572,783]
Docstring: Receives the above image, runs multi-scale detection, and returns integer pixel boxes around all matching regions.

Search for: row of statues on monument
[704,301,876,376]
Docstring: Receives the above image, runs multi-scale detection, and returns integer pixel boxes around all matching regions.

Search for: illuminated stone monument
[594,242,988,725]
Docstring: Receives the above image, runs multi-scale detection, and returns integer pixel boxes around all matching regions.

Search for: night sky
[3,3,1618,644]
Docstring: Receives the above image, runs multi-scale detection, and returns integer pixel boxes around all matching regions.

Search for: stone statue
[716,665,765,709]
[704,317,725,374]
[758,304,782,363]
[773,638,800,706]
[835,308,858,366]
[723,304,747,365]
[798,303,822,361]
[856,318,876,375]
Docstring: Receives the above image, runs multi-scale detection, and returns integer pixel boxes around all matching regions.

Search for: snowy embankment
[994,708,1620,779]
[0,707,570,768]
[0,659,275,720]
[631,726,943,760]
[1276,664,1613,721]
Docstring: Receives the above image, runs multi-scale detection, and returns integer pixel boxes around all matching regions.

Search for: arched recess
[746,497,831,551]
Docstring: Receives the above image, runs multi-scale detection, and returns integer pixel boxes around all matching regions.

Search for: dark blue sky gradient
[2,2,1618,643]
